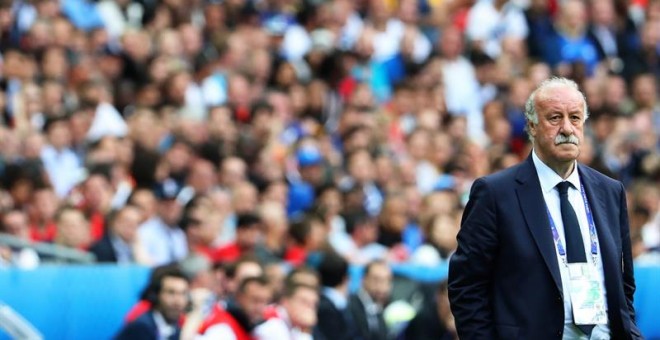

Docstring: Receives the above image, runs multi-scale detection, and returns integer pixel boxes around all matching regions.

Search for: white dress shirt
[253,306,313,340]
[532,151,610,339]
[138,217,188,266]
[40,145,83,198]
[153,311,176,340]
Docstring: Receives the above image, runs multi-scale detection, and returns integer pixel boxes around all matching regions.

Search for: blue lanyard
[546,182,599,265]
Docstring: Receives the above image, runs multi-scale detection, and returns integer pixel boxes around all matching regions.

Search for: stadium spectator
[137,179,188,266]
[348,259,392,340]
[316,251,360,340]
[214,212,263,262]
[198,275,273,340]
[0,209,40,268]
[254,282,319,340]
[53,206,91,250]
[89,204,151,264]
[403,280,457,340]
[27,186,59,242]
[115,266,190,340]
[330,207,387,264]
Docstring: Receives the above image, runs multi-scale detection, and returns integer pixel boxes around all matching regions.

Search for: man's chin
[555,150,579,162]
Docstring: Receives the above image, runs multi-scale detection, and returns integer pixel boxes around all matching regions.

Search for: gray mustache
[555,134,580,145]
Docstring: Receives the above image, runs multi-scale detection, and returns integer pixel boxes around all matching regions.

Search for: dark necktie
[556,181,594,336]
[556,182,587,263]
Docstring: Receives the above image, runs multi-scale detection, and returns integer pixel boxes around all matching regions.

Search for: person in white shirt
[40,116,83,198]
[254,283,319,340]
[138,179,188,266]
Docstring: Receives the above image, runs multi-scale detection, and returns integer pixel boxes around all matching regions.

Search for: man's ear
[527,121,537,138]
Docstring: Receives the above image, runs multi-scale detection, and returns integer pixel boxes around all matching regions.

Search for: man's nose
[559,117,573,135]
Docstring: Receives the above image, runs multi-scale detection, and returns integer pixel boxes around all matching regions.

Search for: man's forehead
[537,86,584,109]
[162,277,188,289]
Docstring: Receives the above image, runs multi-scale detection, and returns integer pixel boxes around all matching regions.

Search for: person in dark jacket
[115,267,190,339]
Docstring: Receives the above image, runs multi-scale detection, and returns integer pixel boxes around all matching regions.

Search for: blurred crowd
[1,0,660,338]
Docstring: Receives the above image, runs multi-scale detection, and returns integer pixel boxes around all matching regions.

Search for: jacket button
[557,330,563,337]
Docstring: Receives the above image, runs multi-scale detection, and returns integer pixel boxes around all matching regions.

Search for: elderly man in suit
[449,77,642,339]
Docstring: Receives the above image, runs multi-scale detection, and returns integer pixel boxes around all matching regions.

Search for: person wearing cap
[287,144,326,217]
[296,145,325,187]
[137,179,189,266]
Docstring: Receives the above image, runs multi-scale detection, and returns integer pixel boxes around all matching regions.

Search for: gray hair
[524,77,589,141]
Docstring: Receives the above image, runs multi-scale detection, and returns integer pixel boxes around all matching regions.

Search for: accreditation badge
[567,263,608,325]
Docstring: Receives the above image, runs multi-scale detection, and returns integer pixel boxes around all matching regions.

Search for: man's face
[528,86,585,169]
[237,282,271,325]
[158,199,183,226]
[236,224,261,250]
[226,262,263,296]
[2,211,29,239]
[284,287,319,329]
[157,276,189,324]
[114,207,142,243]
[363,263,392,306]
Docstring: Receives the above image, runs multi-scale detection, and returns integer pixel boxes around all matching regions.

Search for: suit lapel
[515,156,563,294]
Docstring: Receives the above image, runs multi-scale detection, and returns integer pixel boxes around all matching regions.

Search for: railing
[0,233,96,264]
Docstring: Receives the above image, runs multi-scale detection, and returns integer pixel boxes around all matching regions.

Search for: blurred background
[0,0,660,338]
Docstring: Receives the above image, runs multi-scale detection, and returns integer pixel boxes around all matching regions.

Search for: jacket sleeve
[618,182,643,339]
[448,178,499,339]
[114,320,154,340]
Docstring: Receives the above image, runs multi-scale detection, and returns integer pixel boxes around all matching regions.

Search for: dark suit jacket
[114,312,180,340]
[448,155,642,340]
[403,299,454,340]
[316,294,362,340]
[348,293,388,340]
[90,236,118,263]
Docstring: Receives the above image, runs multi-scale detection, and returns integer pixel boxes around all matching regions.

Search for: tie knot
[556,181,572,195]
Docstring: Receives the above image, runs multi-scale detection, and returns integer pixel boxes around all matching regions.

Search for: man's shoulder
[131,312,157,327]
[578,163,625,198]
[347,293,362,306]
[579,163,621,187]
[89,237,116,260]
[116,312,156,339]
[254,316,289,337]
[478,161,528,187]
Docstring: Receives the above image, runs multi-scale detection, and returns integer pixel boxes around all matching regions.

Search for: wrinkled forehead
[535,85,586,112]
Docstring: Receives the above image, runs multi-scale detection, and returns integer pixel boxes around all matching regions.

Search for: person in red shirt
[198,276,273,340]
[27,186,60,242]
[284,213,326,266]
[182,195,223,261]
[214,213,262,262]
[78,171,114,242]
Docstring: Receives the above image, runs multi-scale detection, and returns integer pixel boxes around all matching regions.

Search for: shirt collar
[152,311,176,339]
[323,287,348,310]
[358,288,381,313]
[532,149,581,194]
